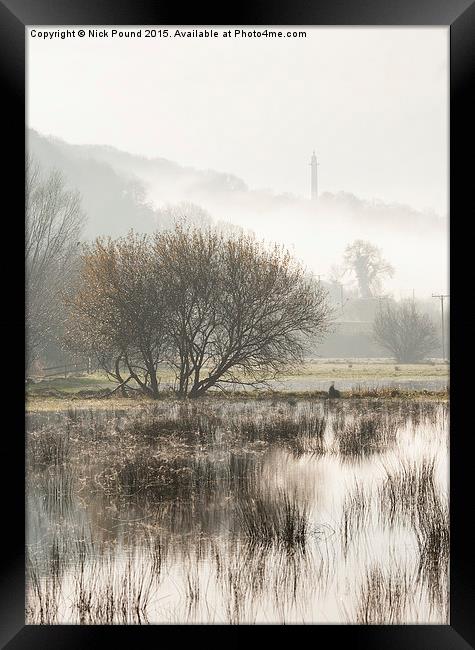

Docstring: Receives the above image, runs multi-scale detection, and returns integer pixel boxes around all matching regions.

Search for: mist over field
[27,128,447,298]
[27,26,448,299]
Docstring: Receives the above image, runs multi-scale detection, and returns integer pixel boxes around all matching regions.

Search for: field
[26,359,449,406]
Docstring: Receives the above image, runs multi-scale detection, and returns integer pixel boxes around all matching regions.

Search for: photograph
[25,25,450,625]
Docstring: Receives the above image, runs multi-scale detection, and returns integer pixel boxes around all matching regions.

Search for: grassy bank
[26,385,449,413]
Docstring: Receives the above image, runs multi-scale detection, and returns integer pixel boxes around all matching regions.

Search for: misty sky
[27,27,448,215]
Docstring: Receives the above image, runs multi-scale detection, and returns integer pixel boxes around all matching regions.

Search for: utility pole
[432,294,449,361]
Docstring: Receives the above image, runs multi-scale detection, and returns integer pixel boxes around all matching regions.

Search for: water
[26,398,449,624]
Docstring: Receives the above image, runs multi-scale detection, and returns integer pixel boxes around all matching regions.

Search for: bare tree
[26,157,85,370]
[64,233,169,398]
[154,226,331,397]
[373,301,438,362]
[343,240,394,298]
[66,225,331,398]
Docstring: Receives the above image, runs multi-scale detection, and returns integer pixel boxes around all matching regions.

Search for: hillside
[27,130,447,296]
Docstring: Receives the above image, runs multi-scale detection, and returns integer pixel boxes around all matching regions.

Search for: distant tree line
[26,157,440,379]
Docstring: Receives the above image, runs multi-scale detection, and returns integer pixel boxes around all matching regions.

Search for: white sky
[27,26,448,215]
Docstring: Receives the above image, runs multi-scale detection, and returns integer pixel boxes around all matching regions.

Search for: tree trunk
[148,361,160,399]
[115,357,128,397]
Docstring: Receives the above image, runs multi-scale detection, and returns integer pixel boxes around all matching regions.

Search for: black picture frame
[1,0,473,647]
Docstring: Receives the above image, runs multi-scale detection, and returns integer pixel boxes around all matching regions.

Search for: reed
[353,565,414,624]
[237,489,311,550]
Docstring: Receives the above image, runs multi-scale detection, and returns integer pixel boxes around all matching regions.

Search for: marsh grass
[40,469,75,518]
[28,535,158,625]
[335,413,398,458]
[353,565,414,624]
[237,415,300,441]
[378,457,449,612]
[28,425,71,469]
[379,458,439,526]
[130,404,221,440]
[27,560,61,624]
[217,539,315,623]
[72,551,155,624]
[340,482,373,558]
[26,398,449,624]
[112,453,193,502]
[414,491,449,616]
[236,489,311,550]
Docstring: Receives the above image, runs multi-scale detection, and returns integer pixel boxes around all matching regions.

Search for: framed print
[1,0,473,646]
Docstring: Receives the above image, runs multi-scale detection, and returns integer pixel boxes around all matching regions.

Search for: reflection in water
[26,399,449,624]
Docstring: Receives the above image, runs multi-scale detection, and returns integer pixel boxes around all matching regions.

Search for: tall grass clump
[237,404,327,456]
[379,457,449,612]
[414,490,449,613]
[28,425,71,469]
[292,410,327,456]
[239,415,301,442]
[72,551,155,624]
[237,489,311,550]
[353,565,414,624]
[100,451,193,503]
[26,551,62,624]
[129,405,220,440]
[336,413,397,458]
[379,458,438,526]
[340,482,372,558]
[40,469,75,518]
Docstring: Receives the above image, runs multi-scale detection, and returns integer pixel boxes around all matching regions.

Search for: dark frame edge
[1,0,475,26]
[2,624,475,649]
[449,1,475,647]
[0,0,26,648]
[1,0,474,647]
